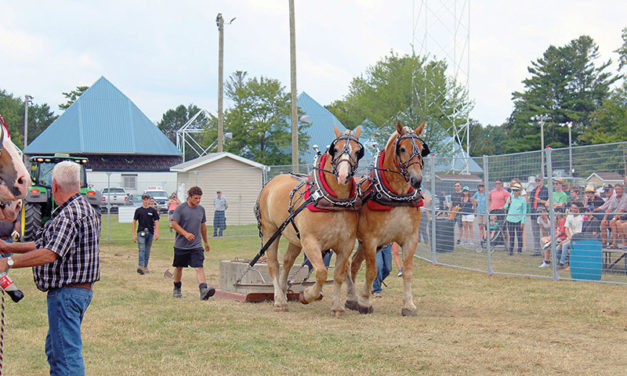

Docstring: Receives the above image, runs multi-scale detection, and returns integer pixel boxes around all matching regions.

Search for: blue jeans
[213,211,226,236]
[559,240,571,264]
[46,287,93,376]
[137,231,154,267]
[372,244,392,293]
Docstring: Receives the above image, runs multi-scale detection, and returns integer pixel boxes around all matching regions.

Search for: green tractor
[22,155,102,241]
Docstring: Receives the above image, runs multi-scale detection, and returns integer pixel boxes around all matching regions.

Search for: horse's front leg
[299,238,326,305]
[330,243,353,318]
[357,242,377,314]
[345,241,364,311]
[400,238,419,316]
[279,243,302,302]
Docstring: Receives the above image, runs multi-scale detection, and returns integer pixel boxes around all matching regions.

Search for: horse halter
[393,132,430,181]
[327,133,364,178]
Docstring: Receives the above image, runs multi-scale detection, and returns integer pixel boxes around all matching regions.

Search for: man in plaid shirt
[0,161,100,376]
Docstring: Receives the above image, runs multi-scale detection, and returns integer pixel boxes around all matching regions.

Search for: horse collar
[310,153,360,209]
[370,150,423,205]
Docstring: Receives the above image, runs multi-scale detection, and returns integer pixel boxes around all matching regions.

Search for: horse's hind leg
[331,245,352,318]
[264,232,288,312]
[345,241,364,311]
[279,243,302,302]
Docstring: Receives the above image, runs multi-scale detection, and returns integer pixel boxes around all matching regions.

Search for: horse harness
[325,133,364,179]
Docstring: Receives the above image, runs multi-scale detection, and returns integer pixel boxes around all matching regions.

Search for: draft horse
[345,120,429,316]
[255,126,364,316]
[0,115,31,207]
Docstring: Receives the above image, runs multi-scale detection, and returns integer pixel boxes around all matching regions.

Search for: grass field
[3,218,627,375]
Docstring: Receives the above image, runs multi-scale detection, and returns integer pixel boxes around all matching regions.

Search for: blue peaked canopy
[25,76,181,156]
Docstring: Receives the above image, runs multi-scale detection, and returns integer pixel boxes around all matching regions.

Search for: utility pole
[216,13,224,153]
[532,114,549,178]
[289,0,298,173]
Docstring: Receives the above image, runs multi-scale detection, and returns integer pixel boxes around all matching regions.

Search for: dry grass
[3,232,627,375]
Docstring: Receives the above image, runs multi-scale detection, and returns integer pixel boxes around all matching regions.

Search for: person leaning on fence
[450,182,464,244]
[460,186,475,245]
[472,183,488,246]
[132,193,160,275]
[593,184,620,247]
[529,174,549,256]
[171,186,215,300]
[504,183,527,255]
[607,184,627,248]
[539,207,567,268]
[552,178,569,208]
[213,190,228,237]
[0,161,100,375]
[557,202,584,269]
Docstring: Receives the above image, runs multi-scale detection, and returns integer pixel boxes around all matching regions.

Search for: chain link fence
[97,142,627,284]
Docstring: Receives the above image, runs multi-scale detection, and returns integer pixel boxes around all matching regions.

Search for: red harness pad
[304,154,356,212]
[366,150,424,211]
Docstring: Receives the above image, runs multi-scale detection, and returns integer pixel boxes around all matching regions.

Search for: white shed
[170,152,266,226]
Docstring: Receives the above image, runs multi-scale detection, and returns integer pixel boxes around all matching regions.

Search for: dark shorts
[173,247,205,268]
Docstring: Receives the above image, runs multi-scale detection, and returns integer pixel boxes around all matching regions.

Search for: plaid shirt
[33,194,101,291]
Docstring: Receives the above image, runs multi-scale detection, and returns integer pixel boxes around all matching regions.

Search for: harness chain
[0,289,5,375]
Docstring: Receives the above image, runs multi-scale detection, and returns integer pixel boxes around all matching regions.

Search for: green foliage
[327,51,471,157]
[580,82,627,144]
[59,85,89,110]
[506,35,618,153]
[224,71,310,165]
[468,120,507,156]
[0,90,57,149]
[616,27,627,72]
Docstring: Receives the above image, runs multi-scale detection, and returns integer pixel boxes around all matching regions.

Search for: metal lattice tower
[412,0,471,173]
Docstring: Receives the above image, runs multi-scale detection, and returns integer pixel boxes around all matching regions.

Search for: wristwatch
[7,257,14,268]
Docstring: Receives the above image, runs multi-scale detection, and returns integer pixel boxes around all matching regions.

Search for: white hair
[52,161,81,192]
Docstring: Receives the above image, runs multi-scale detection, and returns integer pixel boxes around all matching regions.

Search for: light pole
[532,114,549,177]
[565,121,573,176]
[289,0,298,173]
[24,95,33,150]
[216,13,235,153]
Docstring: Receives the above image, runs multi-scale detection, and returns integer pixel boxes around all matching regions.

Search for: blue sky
[1,0,625,126]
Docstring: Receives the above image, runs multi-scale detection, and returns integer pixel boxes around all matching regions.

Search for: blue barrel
[570,239,602,281]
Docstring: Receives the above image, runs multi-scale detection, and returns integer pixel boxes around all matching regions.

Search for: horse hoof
[358,305,374,314]
[274,305,289,312]
[401,308,417,317]
[331,310,344,318]
[345,300,359,311]
[299,292,309,305]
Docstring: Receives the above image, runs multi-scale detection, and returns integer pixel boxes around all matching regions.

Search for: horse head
[328,125,364,185]
[385,120,429,190]
[0,115,31,202]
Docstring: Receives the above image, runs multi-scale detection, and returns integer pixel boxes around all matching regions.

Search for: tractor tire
[24,203,43,242]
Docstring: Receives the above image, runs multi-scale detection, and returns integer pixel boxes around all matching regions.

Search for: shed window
[122,174,137,190]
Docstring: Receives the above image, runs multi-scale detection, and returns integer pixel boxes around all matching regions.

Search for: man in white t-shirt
[558,202,584,269]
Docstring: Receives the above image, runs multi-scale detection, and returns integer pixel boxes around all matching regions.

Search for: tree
[616,27,627,72]
[59,86,89,110]
[223,71,310,165]
[327,51,472,156]
[157,104,214,161]
[0,90,57,149]
[505,35,618,152]
[580,82,627,144]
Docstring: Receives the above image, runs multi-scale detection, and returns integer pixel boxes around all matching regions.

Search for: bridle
[376,131,430,182]
[320,133,364,178]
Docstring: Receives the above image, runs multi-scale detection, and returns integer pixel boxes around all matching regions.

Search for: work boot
[137,267,144,275]
[173,286,182,298]
[200,286,216,300]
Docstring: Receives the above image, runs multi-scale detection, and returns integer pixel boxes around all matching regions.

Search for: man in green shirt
[552,178,568,208]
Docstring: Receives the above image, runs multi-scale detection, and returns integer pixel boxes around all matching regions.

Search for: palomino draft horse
[255,126,363,316]
[345,120,429,316]
[0,115,31,207]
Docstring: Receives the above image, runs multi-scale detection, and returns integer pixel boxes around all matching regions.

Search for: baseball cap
[603,184,614,191]
[584,185,595,193]
[511,183,522,191]
[462,186,469,191]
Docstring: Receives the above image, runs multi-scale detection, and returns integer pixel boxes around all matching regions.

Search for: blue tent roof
[25,77,181,156]
[297,92,348,160]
